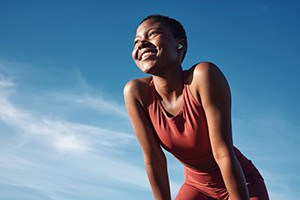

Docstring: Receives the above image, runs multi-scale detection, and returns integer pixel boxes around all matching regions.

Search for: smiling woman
[124,15,269,200]
[131,15,187,75]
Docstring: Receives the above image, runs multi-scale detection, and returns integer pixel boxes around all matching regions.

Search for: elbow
[212,147,235,165]
[143,153,167,168]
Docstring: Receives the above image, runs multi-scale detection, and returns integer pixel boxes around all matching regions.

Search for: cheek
[132,51,141,68]
[159,47,177,61]
[132,48,138,60]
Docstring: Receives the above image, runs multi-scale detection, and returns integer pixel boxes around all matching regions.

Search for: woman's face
[132,19,181,74]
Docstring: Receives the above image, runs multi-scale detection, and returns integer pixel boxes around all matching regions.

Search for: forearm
[145,162,171,200]
[216,155,249,200]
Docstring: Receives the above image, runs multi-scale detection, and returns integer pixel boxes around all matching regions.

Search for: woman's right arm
[123,79,171,200]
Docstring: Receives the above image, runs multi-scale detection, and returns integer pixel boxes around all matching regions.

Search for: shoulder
[186,62,230,104]
[188,62,224,81]
[123,76,152,106]
[187,61,229,88]
[123,76,152,96]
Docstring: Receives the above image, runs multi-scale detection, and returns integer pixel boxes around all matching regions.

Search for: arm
[123,79,171,200]
[195,62,249,200]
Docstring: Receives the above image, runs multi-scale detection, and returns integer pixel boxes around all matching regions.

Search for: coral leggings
[176,161,269,200]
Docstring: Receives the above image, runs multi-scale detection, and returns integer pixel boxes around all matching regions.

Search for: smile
[138,48,158,61]
[141,51,157,60]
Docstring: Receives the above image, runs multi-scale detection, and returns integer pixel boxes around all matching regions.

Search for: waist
[183,160,218,172]
[176,152,218,172]
[178,147,250,172]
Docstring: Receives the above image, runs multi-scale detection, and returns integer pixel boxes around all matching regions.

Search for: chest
[149,99,211,155]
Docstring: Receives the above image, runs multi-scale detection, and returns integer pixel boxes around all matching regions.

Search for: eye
[133,39,139,46]
[148,30,159,37]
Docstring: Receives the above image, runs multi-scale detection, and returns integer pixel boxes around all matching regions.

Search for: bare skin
[124,19,250,200]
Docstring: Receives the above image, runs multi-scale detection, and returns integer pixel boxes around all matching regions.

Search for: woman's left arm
[195,62,249,200]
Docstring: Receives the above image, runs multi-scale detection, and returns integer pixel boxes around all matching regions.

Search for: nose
[137,40,150,50]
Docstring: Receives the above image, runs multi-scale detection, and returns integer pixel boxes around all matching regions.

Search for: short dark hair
[140,14,188,62]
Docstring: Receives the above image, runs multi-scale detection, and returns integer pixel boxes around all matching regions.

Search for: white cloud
[0,68,134,154]
[67,94,128,118]
[0,77,15,88]
[0,65,152,199]
[53,134,88,153]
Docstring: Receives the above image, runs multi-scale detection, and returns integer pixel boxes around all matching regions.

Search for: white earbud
[178,44,183,50]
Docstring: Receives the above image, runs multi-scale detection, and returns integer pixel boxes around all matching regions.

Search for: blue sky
[0,0,299,199]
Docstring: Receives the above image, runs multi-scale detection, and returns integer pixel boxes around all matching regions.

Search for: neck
[152,67,184,102]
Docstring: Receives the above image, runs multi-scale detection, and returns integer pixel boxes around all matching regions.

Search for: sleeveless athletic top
[145,71,247,170]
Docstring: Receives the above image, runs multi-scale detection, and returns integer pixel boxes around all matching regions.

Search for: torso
[132,63,251,172]
[144,69,217,170]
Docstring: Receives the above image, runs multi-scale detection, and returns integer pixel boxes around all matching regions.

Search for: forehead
[136,19,172,35]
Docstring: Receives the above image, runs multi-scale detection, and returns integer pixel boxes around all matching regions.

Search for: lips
[139,49,157,61]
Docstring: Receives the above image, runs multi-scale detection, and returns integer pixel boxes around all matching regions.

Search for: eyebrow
[134,27,163,40]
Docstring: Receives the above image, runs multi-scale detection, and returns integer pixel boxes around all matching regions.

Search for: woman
[124,15,269,200]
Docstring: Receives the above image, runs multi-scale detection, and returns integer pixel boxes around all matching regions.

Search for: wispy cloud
[0,61,154,199]
[0,76,15,88]
[56,93,128,119]
[0,86,133,154]
[0,62,133,153]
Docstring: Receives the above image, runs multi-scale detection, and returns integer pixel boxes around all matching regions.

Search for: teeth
[141,52,155,60]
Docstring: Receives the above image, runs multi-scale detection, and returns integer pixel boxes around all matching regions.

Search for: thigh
[247,175,269,200]
[176,183,212,200]
[243,162,269,200]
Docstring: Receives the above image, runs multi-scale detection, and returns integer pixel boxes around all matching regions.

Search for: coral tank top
[145,71,251,174]
[145,71,219,169]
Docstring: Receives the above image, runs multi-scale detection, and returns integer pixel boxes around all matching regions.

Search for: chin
[141,66,154,74]
[139,62,156,74]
